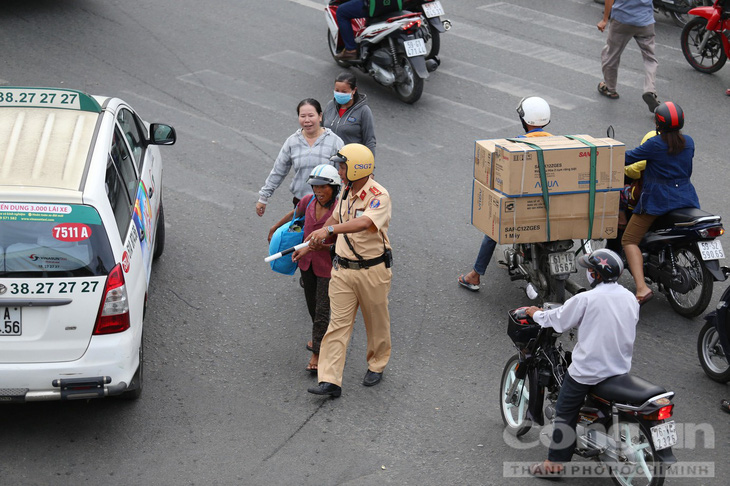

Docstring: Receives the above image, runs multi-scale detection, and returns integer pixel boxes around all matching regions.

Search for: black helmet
[578,248,624,285]
[654,101,684,132]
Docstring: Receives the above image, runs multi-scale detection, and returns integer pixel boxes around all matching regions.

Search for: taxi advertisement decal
[131,181,153,281]
[0,203,101,224]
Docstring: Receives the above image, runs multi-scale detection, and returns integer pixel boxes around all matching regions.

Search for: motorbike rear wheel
[697,320,730,383]
[605,418,666,486]
[499,354,533,437]
[681,17,727,74]
[393,54,424,104]
[327,29,351,68]
[666,246,713,318]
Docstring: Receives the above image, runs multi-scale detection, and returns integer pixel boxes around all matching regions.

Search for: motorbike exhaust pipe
[442,20,452,31]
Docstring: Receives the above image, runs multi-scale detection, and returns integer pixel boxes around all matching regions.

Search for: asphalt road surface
[0,1,728,485]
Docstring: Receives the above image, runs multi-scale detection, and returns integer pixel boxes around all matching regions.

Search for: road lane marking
[440,59,596,110]
[178,70,298,117]
[287,0,322,10]
[448,21,659,90]
[420,93,519,133]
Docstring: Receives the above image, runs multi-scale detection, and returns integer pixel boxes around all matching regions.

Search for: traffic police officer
[305,143,392,398]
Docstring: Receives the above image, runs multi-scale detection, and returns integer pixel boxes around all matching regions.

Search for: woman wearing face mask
[256,99,344,217]
[323,72,376,156]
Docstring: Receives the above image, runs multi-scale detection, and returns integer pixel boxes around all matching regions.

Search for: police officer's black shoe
[363,370,383,387]
[308,382,341,397]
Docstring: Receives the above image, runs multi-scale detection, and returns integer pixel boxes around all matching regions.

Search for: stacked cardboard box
[471,135,623,243]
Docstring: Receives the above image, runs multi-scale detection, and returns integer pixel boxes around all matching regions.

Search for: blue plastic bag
[268,198,313,275]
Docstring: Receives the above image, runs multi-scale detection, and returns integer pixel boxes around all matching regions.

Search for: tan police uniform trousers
[317,262,392,386]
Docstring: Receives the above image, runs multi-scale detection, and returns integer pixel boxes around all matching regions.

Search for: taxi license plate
[422,1,445,18]
[2,307,22,336]
[404,38,427,57]
[549,251,575,275]
[698,240,725,261]
[650,421,677,451]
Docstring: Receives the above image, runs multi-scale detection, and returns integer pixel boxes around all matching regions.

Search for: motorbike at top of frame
[500,305,677,486]
[324,0,451,104]
[680,0,730,73]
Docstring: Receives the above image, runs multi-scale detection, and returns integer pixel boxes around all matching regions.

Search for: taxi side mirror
[149,123,177,146]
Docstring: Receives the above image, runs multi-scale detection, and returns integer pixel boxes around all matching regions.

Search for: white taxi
[0,87,175,401]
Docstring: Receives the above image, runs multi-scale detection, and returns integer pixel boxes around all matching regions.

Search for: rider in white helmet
[458,96,554,291]
[516,96,551,136]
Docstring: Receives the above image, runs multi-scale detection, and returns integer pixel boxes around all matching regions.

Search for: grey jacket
[258,128,344,204]
[323,93,376,155]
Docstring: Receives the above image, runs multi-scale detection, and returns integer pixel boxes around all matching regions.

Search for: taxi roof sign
[0,87,102,113]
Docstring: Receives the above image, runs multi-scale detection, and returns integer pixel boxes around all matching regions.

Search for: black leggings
[300,266,331,354]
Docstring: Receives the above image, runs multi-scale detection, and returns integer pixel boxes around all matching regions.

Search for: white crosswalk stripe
[439,59,596,110]
[448,21,652,90]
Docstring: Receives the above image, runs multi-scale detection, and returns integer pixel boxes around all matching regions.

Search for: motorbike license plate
[650,421,677,451]
[698,240,725,261]
[422,1,445,18]
[404,38,428,57]
[549,251,576,275]
[2,307,22,336]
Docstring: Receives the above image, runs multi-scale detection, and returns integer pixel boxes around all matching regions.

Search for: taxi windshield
[0,203,115,278]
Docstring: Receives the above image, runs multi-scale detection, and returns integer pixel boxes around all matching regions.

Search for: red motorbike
[680,0,730,73]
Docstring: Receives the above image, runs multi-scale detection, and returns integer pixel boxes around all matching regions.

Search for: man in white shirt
[525,249,640,479]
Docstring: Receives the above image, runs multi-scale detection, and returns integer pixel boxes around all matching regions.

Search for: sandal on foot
[458,274,480,292]
[529,461,564,481]
[598,82,619,99]
[637,290,654,306]
[721,399,730,413]
[306,341,315,352]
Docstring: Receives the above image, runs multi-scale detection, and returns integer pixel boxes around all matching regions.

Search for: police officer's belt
[334,253,386,269]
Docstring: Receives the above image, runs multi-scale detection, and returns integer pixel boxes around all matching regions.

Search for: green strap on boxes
[506,136,599,241]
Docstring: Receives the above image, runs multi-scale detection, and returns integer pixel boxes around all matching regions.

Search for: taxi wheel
[153,203,165,260]
[119,333,144,400]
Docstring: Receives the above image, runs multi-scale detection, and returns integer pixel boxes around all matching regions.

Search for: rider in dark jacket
[621,101,700,305]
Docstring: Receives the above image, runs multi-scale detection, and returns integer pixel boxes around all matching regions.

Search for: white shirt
[532,282,640,385]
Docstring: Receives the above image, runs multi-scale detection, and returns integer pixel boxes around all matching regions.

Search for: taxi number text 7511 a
[6,281,99,295]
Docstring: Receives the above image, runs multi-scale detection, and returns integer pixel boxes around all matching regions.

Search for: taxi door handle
[148,186,154,198]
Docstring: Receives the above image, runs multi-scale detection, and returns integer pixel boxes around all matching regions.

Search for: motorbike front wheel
[605,418,666,486]
[697,320,730,383]
[500,354,533,437]
[681,17,727,74]
[393,54,424,104]
[327,29,351,68]
[666,246,713,318]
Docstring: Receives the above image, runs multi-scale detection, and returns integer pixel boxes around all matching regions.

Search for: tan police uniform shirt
[332,177,391,260]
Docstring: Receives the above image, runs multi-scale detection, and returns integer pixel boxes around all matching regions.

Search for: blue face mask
[334,91,352,105]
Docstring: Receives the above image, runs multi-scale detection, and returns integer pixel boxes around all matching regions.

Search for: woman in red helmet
[621,101,700,305]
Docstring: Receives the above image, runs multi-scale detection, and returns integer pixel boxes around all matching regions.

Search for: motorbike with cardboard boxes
[472,135,624,303]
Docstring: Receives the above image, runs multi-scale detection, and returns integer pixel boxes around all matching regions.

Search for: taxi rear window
[0,203,115,277]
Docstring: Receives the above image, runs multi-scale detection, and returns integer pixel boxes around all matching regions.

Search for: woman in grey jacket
[323,72,376,156]
[256,99,343,217]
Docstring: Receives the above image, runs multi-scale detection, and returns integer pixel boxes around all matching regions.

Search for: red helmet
[654,101,684,132]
